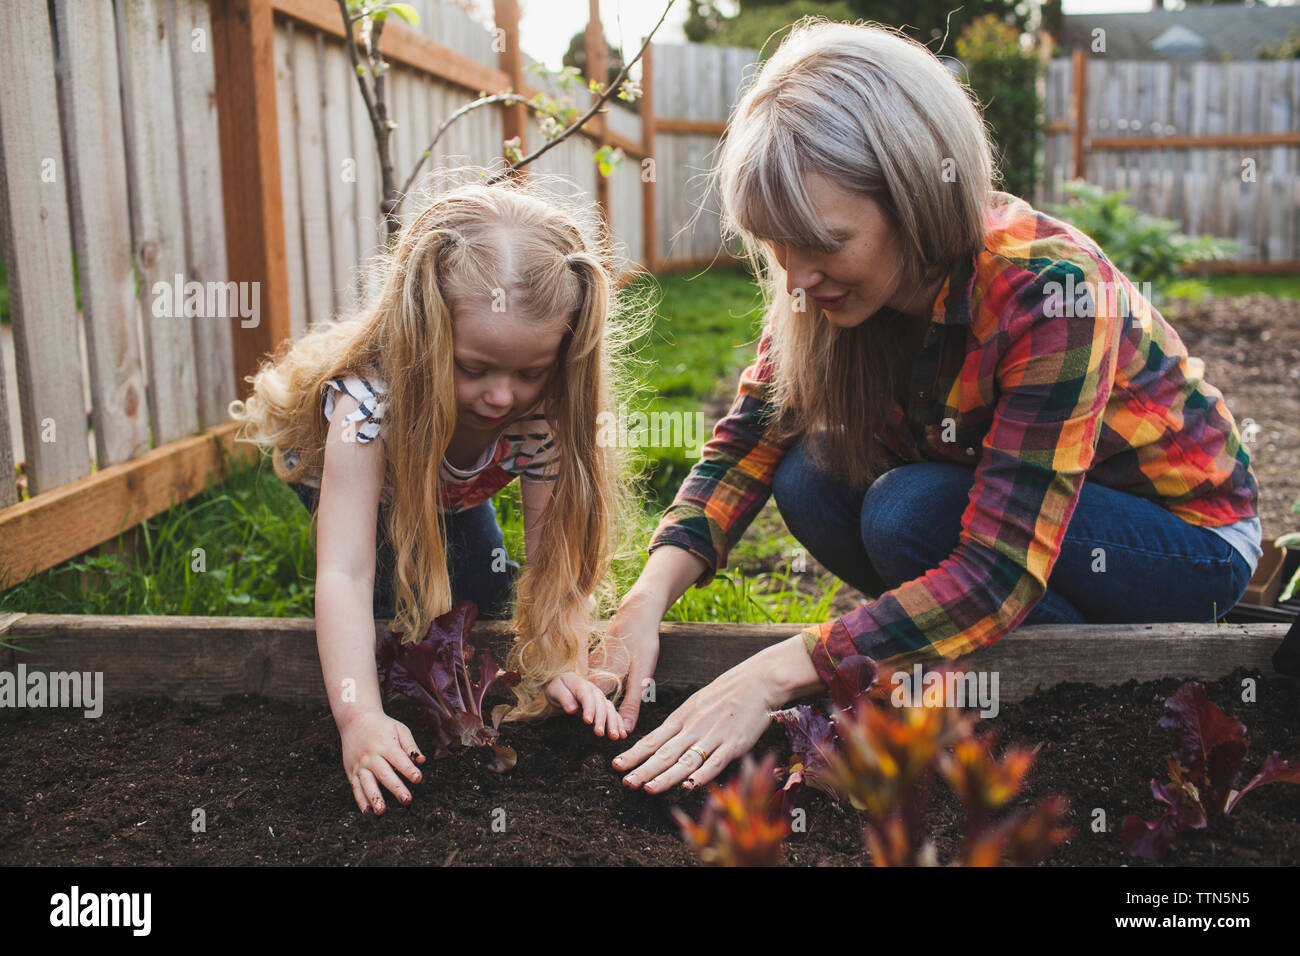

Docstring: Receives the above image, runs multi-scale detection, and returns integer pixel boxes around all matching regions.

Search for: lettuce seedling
[376,600,521,772]
[773,656,1071,866]
[1122,681,1300,861]
[674,753,792,866]
[771,654,879,807]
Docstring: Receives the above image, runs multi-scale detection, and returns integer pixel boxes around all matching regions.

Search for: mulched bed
[3,668,1297,866]
[1165,292,1300,540]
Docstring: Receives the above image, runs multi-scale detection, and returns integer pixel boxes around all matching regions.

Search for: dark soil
[3,669,1297,866]
[1165,293,1300,541]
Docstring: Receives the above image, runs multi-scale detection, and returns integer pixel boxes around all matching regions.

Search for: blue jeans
[287,481,519,621]
[771,435,1252,631]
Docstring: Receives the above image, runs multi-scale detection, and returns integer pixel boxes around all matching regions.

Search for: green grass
[2,268,842,624]
[1,446,316,618]
[1164,273,1300,304]
[1203,274,1300,300]
[624,267,767,505]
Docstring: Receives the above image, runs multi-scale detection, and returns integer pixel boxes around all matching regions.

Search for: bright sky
[504,0,1187,71]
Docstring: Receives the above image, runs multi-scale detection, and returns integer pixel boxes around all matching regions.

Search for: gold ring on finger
[687,745,709,762]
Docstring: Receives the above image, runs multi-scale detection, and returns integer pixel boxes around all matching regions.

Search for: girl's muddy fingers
[598,698,619,738]
[579,680,597,724]
[369,755,413,806]
[389,727,423,782]
[394,749,423,785]
[356,766,384,814]
[385,743,422,787]
[548,676,579,713]
[350,773,370,815]
[394,721,425,767]
[608,699,626,739]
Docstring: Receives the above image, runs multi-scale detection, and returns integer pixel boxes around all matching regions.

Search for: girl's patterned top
[282,373,559,513]
[647,191,1261,689]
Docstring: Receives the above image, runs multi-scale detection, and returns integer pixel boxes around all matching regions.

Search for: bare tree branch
[484,0,674,187]
[339,0,676,238]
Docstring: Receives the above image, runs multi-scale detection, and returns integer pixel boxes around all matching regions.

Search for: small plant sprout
[673,753,792,867]
[771,655,1071,867]
[1122,681,1300,861]
[376,600,521,772]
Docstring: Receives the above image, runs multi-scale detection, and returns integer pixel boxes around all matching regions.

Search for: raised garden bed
[1226,546,1300,624]
[2,614,1297,866]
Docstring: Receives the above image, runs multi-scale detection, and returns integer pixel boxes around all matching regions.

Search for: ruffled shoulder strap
[322,373,388,443]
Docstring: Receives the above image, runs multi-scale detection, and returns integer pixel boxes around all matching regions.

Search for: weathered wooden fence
[1043,52,1300,271]
[0,0,757,590]
[0,0,243,594]
[269,0,754,335]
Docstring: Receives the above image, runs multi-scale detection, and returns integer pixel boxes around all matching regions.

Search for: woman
[605,19,1261,794]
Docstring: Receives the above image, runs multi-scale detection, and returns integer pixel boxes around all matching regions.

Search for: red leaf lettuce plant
[673,753,791,867]
[376,600,521,772]
[1121,681,1300,861]
[772,655,1071,866]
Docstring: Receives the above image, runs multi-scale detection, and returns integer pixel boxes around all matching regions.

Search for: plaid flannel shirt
[647,192,1259,688]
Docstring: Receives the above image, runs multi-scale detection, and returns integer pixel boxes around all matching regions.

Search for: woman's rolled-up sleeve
[647,324,797,589]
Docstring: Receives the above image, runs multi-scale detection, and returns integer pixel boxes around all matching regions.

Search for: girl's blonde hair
[229,170,647,719]
[713,18,996,485]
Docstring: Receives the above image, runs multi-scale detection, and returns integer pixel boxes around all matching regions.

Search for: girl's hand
[545,672,628,740]
[338,709,426,815]
[596,589,663,734]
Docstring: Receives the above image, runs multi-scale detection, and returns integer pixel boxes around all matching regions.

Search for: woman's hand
[612,635,823,793]
[338,709,426,815]
[545,672,628,740]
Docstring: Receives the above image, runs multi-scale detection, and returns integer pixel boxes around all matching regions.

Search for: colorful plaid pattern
[647,192,1259,687]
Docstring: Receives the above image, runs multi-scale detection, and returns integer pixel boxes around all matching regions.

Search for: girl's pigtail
[506,250,631,717]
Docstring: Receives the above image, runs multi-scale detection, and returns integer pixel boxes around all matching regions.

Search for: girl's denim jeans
[288,481,519,621]
[770,434,1252,627]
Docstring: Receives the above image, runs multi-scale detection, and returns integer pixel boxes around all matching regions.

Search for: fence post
[211,0,291,399]
[493,0,526,182]
[586,0,610,229]
[640,36,656,272]
[1071,48,1088,181]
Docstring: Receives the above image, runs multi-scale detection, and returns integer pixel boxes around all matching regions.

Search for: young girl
[228,174,644,815]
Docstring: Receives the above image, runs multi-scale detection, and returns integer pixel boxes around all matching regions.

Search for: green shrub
[1047,180,1243,302]
[1257,27,1300,60]
[955,14,1044,202]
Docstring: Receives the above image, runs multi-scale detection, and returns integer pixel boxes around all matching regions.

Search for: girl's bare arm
[311,393,424,816]
[313,392,388,733]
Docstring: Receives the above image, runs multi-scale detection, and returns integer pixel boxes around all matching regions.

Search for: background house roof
[1060,4,1300,60]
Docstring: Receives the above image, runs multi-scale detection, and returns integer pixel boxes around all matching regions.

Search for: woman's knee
[772,434,866,541]
[859,462,973,560]
[771,435,818,535]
